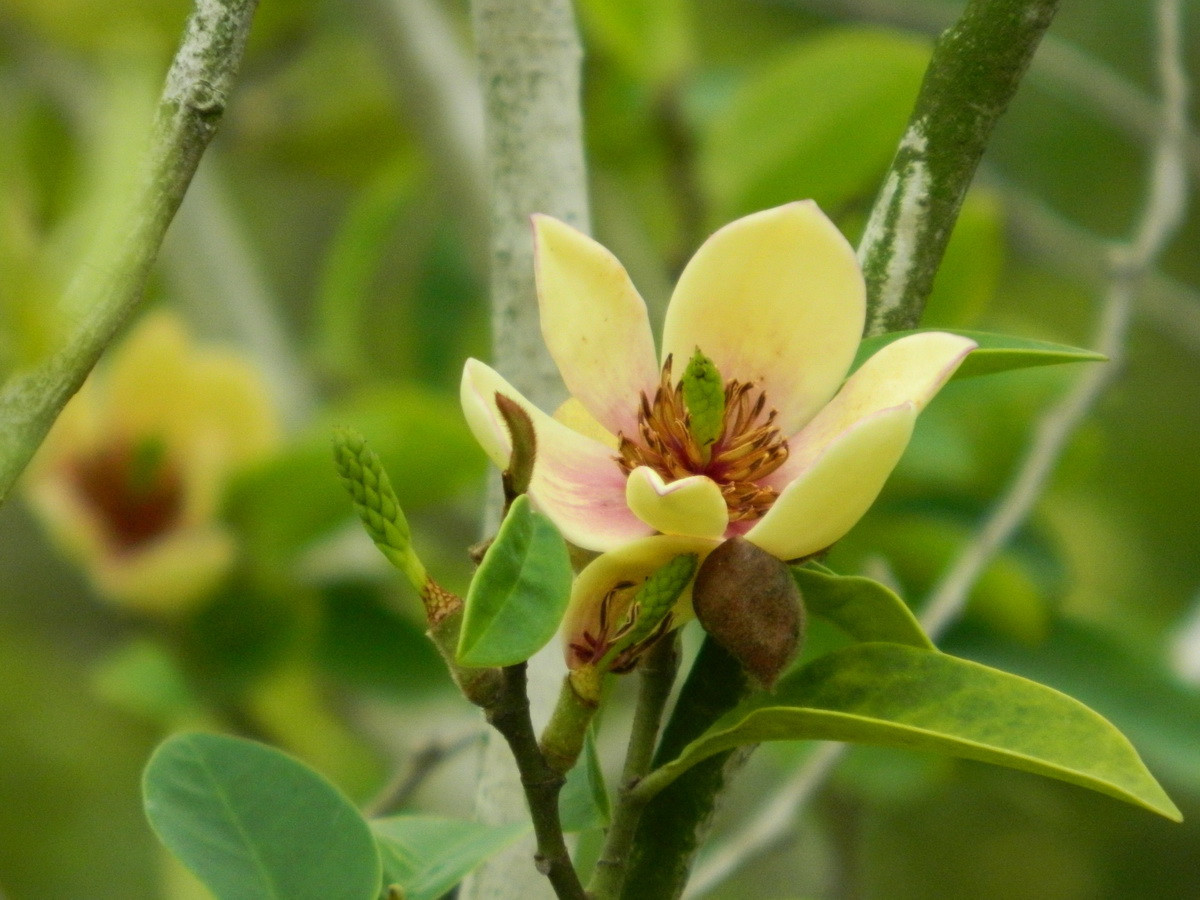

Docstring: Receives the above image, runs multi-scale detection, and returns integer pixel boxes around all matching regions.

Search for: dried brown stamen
[617,356,789,522]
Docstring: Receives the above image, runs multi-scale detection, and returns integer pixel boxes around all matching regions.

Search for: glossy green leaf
[792,565,933,650]
[852,329,1106,381]
[142,733,381,900]
[559,729,611,832]
[653,643,1180,821]
[701,29,930,218]
[457,495,573,667]
[371,816,528,900]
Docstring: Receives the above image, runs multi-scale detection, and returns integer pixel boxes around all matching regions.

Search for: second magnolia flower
[461,202,974,667]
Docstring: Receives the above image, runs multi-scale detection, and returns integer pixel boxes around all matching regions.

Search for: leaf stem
[857,0,1060,336]
[0,0,260,505]
[589,635,681,899]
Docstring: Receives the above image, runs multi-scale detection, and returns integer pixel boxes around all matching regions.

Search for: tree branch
[857,0,1060,336]
[0,0,260,505]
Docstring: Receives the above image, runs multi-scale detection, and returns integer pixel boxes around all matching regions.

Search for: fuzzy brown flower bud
[691,536,804,688]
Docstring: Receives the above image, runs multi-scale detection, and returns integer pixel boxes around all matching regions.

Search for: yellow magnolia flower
[460,203,974,668]
[25,312,279,614]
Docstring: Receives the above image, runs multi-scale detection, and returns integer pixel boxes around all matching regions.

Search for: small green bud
[692,537,804,689]
[332,428,428,593]
[681,348,725,460]
[605,552,698,667]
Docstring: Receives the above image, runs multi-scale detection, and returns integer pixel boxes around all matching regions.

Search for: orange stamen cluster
[617,356,788,522]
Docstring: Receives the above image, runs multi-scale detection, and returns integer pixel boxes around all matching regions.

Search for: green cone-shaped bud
[682,348,725,460]
[606,552,698,666]
[692,537,804,688]
[332,428,427,591]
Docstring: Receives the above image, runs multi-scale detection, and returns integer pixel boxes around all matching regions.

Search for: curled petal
[661,202,865,436]
[626,467,730,540]
[563,534,718,668]
[460,359,651,551]
[534,215,660,439]
[763,330,975,490]
[746,406,916,561]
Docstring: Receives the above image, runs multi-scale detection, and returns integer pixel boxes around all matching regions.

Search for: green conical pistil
[332,428,427,592]
[681,348,725,462]
[605,552,698,667]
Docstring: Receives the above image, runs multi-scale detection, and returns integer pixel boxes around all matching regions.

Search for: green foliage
[229,384,482,567]
[651,643,1180,821]
[792,564,934,650]
[457,496,574,667]
[853,329,1106,380]
[371,816,528,900]
[142,732,381,900]
[700,28,931,219]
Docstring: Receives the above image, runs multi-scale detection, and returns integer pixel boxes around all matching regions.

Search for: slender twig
[857,0,1060,336]
[363,731,483,818]
[685,1,1189,893]
[483,665,586,900]
[589,636,681,899]
[0,0,259,505]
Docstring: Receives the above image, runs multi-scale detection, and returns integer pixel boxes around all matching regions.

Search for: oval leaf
[143,733,381,900]
[792,565,933,649]
[653,643,1180,821]
[559,729,611,833]
[458,495,573,666]
[371,816,528,900]
[852,329,1106,380]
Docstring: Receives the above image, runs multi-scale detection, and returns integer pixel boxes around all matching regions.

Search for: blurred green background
[2,0,1199,897]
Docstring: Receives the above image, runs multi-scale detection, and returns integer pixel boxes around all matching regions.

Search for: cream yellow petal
[661,201,865,436]
[553,397,619,449]
[534,215,659,439]
[460,359,651,551]
[625,467,729,540]
[763,331,975,489]
[105,312,193,437]
[93,527,235,615]
[562,534,718,668]
[175,349,281,465]
[746,406,916,561]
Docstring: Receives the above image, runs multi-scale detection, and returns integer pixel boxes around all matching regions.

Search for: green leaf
[559,729,611,832]
[457,495,574,667]
[701,29,930,219]
[142,733,381,900]
[852,330,1106,381]
[652,643,1180,821]
[792,565,933,650]
[371,816,528,900]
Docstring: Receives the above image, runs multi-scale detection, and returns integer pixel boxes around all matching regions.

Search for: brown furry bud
[692,537,804,689]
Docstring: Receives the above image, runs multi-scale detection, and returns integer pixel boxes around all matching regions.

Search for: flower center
[616,355,789,522]
[69,437,185,554]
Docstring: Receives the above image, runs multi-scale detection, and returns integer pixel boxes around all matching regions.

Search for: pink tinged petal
[763,331,976,490]
[746,406,917,561]
[661,201,866,436]
[533,215,659,439]
[460,359,651,552]
[625,467,730,540]
[563,534,719,668]
[553,398,619,449]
